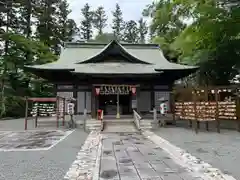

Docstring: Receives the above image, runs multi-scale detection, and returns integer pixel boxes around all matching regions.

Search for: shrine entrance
[99,94,132,115]
[95,84,137,118]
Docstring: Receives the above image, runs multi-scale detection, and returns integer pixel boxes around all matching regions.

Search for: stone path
[99,132,198,180]
[65,130,237,180]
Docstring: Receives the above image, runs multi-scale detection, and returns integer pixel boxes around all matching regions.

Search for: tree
[150,0,240,85]
[93,6,107,35]
[94,33,116,43]
[0,0,62,117]
[143,1,186,63]
[34,0,61,54]
[123,20,139,43]
[80,3,93,40]
[112,3,124,40]
[56,0,79,42]
[170,0,240,85]
[138,18,148,43]
[65,19,79,42]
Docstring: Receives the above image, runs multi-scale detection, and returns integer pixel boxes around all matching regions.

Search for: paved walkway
[100,132,197,180]
[65,131,200,180]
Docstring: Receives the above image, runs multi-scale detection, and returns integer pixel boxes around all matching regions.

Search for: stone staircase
[139,119,153,130]
[85,119,103,131]
[103,120,138,133]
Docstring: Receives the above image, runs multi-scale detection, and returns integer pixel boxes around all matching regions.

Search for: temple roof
[25,40,198,75]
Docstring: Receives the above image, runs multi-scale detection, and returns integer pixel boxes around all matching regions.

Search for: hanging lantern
[131,87,136,95]
[95,88,100,96]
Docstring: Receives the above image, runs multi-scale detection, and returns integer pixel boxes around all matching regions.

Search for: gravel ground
[0,115,84,131]
[0,129,88,180]
[153,127,240,179]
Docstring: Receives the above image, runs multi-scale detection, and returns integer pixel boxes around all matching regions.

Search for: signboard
[59,99,64,116]
[67,103,75,115]
[98,85,133,95]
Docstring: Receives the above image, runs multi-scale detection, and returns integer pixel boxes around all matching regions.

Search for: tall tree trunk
[0,1,10,117]
[24,0,32,93]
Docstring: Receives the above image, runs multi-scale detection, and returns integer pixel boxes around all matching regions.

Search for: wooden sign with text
[98,85,135,95]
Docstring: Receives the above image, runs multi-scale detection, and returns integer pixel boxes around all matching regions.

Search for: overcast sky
[67,0,154,34]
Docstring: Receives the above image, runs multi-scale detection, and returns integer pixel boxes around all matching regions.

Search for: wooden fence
[172,86,240,133]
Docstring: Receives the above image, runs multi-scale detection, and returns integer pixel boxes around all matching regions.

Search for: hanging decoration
[95,88,100,96]
[131,87,136,95]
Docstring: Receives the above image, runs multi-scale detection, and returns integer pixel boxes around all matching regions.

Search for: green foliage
[146,0,240,85]
[93,6,107,35]
[138,18,148,43]
[112,3,124,40]
[80,3,93,40]
[0,0,72,118]
[123,20,139,43]
[94,33,116,43]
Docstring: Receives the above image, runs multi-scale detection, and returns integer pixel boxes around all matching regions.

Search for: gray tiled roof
[25,40,198,74]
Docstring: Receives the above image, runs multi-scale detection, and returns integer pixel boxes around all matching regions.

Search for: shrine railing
[133,110,141,130]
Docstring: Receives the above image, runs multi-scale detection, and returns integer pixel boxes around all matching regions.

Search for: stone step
[141,126,152,129]
[85,120,103,131]
[140,122,152,125]
[37,121,63,127]
[140,123,152,126]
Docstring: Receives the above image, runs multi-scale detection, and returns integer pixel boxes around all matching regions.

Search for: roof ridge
[64,41,159,48]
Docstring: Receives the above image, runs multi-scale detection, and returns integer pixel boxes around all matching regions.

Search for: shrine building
[25,40,197,118]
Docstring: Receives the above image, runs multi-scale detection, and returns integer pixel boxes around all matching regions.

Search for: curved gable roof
[77,40,151,64]
[24,40,198,74]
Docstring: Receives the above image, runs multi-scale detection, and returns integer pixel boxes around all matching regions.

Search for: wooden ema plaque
[175,101,237,121]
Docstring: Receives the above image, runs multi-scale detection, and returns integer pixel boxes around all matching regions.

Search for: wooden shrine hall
[24,40,197,119]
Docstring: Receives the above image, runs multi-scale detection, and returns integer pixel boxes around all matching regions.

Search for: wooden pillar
[96,93,99,116]
[136,86,140,112]
[236,94,240,132]
[170,91,177,125]
[205,88,209,131]
[35,105,38,128]
[56,96,59,128]
[188,89,193,128]
[63,98,66,126]
[84,92,87,109]
[215,89,220,133]
[73,84,78,115]
[24,96,28,130]
[54,84,58,96]
[193,90,198,134]
[151,85,155,109]
[91,86,96,118]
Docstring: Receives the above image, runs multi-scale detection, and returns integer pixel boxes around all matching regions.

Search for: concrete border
[92,134,102,180]
[142,130,236,180]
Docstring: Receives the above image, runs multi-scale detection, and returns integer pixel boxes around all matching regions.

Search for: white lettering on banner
[99,85,133,95]
[67,103,75,115]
